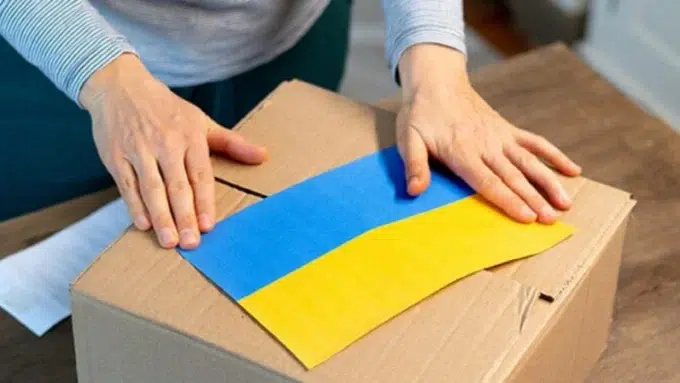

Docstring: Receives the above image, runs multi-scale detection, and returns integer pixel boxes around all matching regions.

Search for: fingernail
[198,214,213,230]
[180,229,197,246]
[521,205,537,221]
[560,188,572,204]
[134,215,150,230]
[541,205,558,219]
[407,175,423,195]
[159,228,176,247]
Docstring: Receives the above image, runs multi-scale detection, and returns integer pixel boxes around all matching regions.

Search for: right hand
[79,53,268,249]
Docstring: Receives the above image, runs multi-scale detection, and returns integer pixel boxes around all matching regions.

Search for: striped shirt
[0,0,466,106]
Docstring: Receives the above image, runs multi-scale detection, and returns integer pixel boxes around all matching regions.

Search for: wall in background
[577,0,680,131]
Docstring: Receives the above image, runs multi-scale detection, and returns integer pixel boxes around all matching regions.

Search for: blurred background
[340,0,680,131]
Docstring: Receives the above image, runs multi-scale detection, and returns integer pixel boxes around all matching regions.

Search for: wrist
[397,43,470,101]
[78,52,148,110]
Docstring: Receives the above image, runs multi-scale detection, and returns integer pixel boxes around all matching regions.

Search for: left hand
[396,44,581,225]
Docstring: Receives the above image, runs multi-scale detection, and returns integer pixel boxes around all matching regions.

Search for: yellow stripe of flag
[240,195,574,368]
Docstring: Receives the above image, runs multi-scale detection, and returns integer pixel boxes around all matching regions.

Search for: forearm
[0,0,136,106]
[381,0,466,84]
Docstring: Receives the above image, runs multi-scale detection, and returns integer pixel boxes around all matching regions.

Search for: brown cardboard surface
[211,80,396,195]
[71,79,635,382]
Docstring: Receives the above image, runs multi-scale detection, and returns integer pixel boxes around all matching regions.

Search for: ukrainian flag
[180,146,574,368]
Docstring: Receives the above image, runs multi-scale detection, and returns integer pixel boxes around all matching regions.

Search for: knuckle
[407,160,423,174]
[108,156,127,174]
[438,141,460,161]
[194,196,210,211]
[160,134,182,153]
[117,175,137,194]
[188,167,211,186]
[168,108,184,125]
[513,149,533,169]
[533,134,550,146]
[516,154,530,169]
[449,129,470,147]
[175,212,195,228]
[142,177,165,193]
[166,178,189,194]
[121,128,141,153]
[507,173,526,188]
[187,127,206,143]
[150,212,173,227]
[153,128,184,153]
[476,175,498,194]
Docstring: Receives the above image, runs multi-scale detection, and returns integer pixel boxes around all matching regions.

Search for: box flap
[72,181,547,381]
[73,180,633,382]
[211,80,396,195]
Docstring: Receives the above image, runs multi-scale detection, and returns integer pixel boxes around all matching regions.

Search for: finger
[112,159,150,230]
[186,138,216,233]
[485,150,558,224]
[135,155,179,249]
[444,153,537,223]
[207,123,268,164]
[158,149,200,250]
[514,130,581,176]
[507,146,572,212]
[396,125,431,196]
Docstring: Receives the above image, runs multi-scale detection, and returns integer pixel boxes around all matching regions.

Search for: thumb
[397,124,431,196]
[206,123,268,165]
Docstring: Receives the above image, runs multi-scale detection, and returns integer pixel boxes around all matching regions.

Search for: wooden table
[2,43,679,382]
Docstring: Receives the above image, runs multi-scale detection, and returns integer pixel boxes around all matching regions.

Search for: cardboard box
[71,80,635,382]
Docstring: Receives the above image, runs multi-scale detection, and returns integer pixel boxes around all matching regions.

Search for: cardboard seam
[552,196,635,301]
[216,177,269,199]
[216,189,251,219]
[480,286,541,383]
[478,271,541,334]
[209,81,295,197]
[135,255,186,309]
[72,289,299,383]
[188,284,221,325]
[518,284,540,333]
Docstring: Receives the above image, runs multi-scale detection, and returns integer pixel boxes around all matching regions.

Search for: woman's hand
[79,54,267,249]
[396,44,581,224]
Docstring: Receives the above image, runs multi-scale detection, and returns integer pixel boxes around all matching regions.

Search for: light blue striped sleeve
[0,0,136,106]
[381,0,467,83]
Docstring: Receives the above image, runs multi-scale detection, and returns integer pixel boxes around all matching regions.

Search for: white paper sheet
[0,198,131,336]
